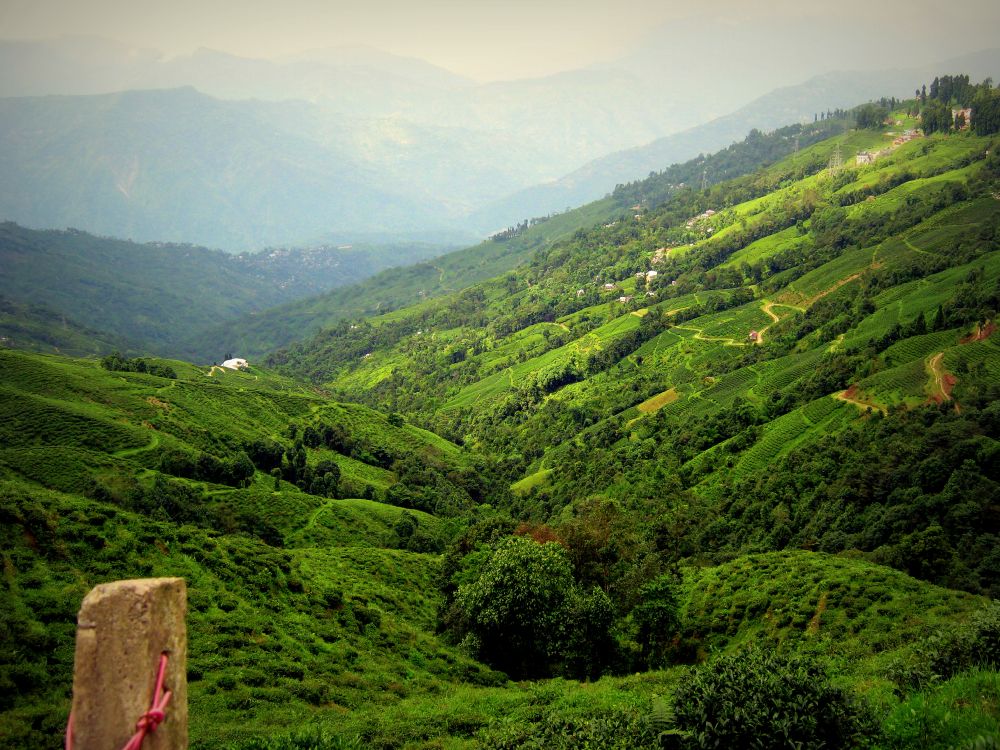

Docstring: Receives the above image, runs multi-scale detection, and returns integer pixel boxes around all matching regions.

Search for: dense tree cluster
[855,102,889,129]
[100,351,176,378]
[918,74,1000,135]
[158,449,255,488]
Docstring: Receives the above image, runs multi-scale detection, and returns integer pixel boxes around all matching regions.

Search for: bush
[479,702,656,749]
[672,646,876,749]
[893,601,1000,688]
[218,725,362,749]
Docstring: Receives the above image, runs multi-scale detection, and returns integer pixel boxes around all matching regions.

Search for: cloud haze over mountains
[0,2,998,249]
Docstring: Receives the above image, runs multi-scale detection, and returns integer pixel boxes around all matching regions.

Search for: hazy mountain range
[470,48,1000,227]
[0,35,998,250]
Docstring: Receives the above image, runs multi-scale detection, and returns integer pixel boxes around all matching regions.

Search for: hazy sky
[2,0,999,81]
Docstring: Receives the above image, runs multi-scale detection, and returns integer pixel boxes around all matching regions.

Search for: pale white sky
[1,0,998,81]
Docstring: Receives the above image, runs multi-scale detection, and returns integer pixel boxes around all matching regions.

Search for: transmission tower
[828,142,843,172]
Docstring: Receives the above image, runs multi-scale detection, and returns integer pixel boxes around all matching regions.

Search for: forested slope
[0,223,451,359]
[273,103,1000,597]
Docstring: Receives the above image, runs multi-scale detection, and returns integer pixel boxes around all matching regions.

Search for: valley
[2,75,1000,750]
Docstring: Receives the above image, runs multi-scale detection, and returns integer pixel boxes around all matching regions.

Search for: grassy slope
[312,128,995,435]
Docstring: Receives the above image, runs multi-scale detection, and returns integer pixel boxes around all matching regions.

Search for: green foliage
[454,537,576,678]
[892,601,1000,689]
[632,575,682,668]
[220,725,362,749]
[480,702,656,749]
[672,646,877,749]
[452,536,614,679]
[972,85,1000,136]
[882,670,1000,750]
[101,351,177,378]
[922,100,953,135]
[856,103,889,129]
[476,679,667,750]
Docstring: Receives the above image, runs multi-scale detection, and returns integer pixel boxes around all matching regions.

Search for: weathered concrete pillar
[69,577,188,750]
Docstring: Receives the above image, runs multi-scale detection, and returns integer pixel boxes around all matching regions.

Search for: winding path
[113,430,161,458]
[926,352,957,406]
[833,386,886,415]
[753,301,802,345]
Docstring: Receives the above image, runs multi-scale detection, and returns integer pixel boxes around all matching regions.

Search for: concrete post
[69,577,188,750]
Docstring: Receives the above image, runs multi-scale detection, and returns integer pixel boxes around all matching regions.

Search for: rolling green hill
[4,86,1000,750]
[270,104,1000,597]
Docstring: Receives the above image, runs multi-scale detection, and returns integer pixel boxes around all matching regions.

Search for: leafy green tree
[854,103,888,129]
[228,451,255,488]
[557,586,614,679]
[921,99,952,134]
[454,536,581,678]
[312,459,341,498]
[632,574,681,668]
[971,83,1000,135]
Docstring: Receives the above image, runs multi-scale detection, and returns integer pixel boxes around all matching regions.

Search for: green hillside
[271,102,1000,596]
[5,85,1000,749]
[0,347,516,746]
[0,295,123,356]
[237,93,1000,746]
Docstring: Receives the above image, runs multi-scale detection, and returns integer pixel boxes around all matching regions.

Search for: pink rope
[64,652,172,750]
[121,652,172,750]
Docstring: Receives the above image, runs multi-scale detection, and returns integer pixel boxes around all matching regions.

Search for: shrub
[892,601,1000,688]
[672,646,876,749]
[479,702,656,749]
[218,725,362,749]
